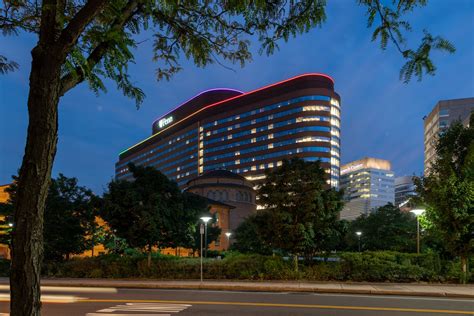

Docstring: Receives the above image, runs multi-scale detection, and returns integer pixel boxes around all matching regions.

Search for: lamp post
[411,209,425,254]
[199,223,204,283]
[200,216,212,258]
[225,232,232,250]
[356,231,362,252]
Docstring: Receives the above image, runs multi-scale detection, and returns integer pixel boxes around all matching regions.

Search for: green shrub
[38,251,472,283]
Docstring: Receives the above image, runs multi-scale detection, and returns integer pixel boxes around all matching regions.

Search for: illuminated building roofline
[120,73,335,156]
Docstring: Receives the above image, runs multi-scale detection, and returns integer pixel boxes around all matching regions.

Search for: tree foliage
[414,114,474,281]
[43,174,98,261]
[257,158,343,269]
[101,163,182,252]
[345,203,416,252]
[1,0,455,91]
[101,163,216,259]
[232,211,275,255]
[0,175,97,261]
[360,0,455,82]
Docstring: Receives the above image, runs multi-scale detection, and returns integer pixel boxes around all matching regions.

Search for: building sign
[341,163,364,175]
[158,116,173,129]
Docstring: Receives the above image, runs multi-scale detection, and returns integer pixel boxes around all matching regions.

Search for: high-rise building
[116,73,341,188]
[423,98,473,174]
[394,176,417,209]
[339,157,395,220]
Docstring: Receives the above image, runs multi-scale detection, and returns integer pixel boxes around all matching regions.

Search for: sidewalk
[1,278,472,298]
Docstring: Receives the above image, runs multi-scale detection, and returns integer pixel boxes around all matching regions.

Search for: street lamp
[410,209,425,254]
[8,223,13,227]
[225,232,232,250]
[356,231,362,252]
[200,216,212,258]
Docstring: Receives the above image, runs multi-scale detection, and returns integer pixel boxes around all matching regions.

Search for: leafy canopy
[1,0,455,102]
[101,163,214,254]
[0,175,98,261]
[414,114,474,262]
[257,158,343,260]
[346,203,416,252]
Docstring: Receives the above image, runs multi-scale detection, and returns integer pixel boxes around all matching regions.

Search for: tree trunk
[461,255,467,284]
[10,45,62,316]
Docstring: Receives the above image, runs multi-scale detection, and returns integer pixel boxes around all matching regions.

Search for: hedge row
[1,252,471,283]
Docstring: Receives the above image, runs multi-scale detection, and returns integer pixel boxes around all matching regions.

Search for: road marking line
[311,292,474,302]
[0,294,84,303]
[92,302,190,315]
[87,314,171,316]
[79,299,474,314]
[0,285,117,293]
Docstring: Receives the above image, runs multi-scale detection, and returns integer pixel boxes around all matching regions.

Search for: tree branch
[56,0,108,56]
[59,0,139,96]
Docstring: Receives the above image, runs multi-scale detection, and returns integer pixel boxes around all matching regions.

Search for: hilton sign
[158,116,173,129]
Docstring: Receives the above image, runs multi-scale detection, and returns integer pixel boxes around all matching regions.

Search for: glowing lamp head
[8,223,13,227]
[356,231,362,236]
[225,232,232,238]
[411,209,425,217]
[200,216,212,223]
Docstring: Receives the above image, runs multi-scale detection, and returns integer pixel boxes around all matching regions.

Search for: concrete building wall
[424,98,473,174]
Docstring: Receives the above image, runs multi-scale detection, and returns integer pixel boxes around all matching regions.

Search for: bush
[40,251,472,283]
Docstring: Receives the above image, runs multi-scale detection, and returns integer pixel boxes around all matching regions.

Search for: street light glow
[200,216,212,223]
[411,209,425,217]
[356,231,362,236]
[8,223,13,227]
[225,232,232,238]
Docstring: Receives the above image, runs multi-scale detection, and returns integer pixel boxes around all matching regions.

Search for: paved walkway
[1,278,472,298]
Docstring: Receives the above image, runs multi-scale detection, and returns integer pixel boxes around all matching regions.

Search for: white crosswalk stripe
[86,302,191,315]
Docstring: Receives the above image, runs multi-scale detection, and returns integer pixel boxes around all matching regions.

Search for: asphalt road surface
[0,286,473,315]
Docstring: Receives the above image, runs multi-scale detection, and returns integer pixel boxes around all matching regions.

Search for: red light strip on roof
[120,73,335,156]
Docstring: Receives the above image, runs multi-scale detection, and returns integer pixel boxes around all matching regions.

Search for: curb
[15,280,473,299]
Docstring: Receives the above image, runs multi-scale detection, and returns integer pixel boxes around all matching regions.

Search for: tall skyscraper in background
[339,157,395,220]
[423,98,473,174]
[394,176,417,210]
[116,73,341,188]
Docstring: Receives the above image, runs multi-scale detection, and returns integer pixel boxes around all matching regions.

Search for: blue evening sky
[1,1,473,193]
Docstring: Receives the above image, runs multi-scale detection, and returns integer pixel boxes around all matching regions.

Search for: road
[0,286,473,315]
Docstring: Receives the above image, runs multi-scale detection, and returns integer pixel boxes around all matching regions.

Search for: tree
[0,182,16,250]
[257,158,343,270]
[0,176,97,261]
[166,192,209,252]
[414,115,474,283]
[232,211,274,255]
[345,204,416,252]
[42,175,97,261]
[0,1,455,313]
[101,163,185,266]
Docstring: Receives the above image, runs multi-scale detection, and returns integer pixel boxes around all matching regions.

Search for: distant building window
[439,109,449,117]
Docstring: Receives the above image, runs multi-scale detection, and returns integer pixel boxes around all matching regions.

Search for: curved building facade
[186,170,256,231]
[116,73,341,188]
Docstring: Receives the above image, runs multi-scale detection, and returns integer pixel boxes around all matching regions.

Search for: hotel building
[115,73,341,188]
[339,157,395,220]
[423,97,473,174]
